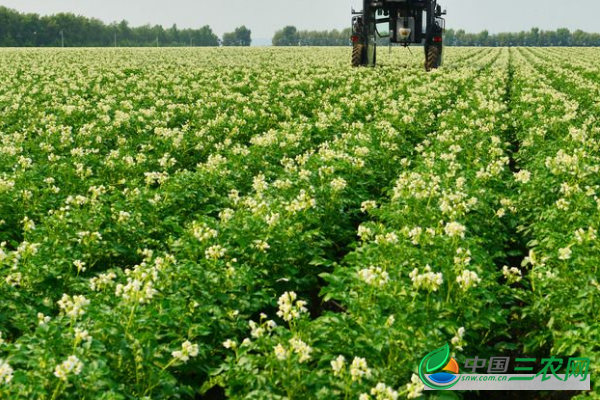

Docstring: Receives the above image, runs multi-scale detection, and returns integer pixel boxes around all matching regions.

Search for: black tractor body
[351,0,446,70]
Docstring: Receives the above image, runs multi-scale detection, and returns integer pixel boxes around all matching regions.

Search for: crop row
[508,48,600,395]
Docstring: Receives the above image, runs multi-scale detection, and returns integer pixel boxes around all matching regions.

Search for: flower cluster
[172,341,199,363]
[274,338,313,363]
[409,265,444,292]
[54,355,83,381]
[57,294,90,319]
[276,292,308,322]
[289,338,313,363]
[513,169,532,184]
[331,355,346,376]
[0,359,13,385]
[406,373,424,399]
[89,271,117,291]
[115,254,174,305]
[451,326,466,351]
[253,240,270,253]
[73,260,86,273]
[274,343,287,360]
[358,266,390,287]
[558,247,572,261]
[360,200,377,213]
[330,177,347,192]
[360,382,399,400]
[350,357,372,382]
[456,270,481,291]
[444,221,466,238]
[115,275,157,305]
[502,266,522,284]
[248,317,277,338]
[74,328,93,346]
[191,222,218,242]
[205,244,227,260]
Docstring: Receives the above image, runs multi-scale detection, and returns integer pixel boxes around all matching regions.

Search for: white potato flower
[330,177,347,191]
[73,260,86,273]
[357,225,373,240]
[0,359,13,384]
[358,266,389,287]
[369,382,399,400]
[57,294,90,319]
[274,344,288,360]
[54,355,83,381]
[502,266,522,284]
[172,340,199,363]
[205,245,227,260]
[74,328,92,345]
[451,327,466,351]
[289,338,312,363]
[514,169,531,184]
[444,222,466,238]
[558,247,572,260]
[410,265,443,292]
[350,357,371,382]
[331,355,346,376]
[360,200,377,213]
[406,373,424,398]
[276,292,308,322]
[253,240,270,253]
[456,270,481,291]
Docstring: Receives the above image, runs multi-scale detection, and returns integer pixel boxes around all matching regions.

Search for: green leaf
[426,343,450,373]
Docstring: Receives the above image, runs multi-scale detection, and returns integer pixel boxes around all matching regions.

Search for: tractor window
[376,21,390,38]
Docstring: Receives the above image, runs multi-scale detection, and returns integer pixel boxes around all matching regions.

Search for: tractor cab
[351,0,446,70]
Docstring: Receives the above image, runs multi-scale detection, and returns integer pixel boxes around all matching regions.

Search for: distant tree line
[2,5,600,48]
[271,25,600,47]
[272,26,352,46]
[0,6,254,47]
[445,27,600,47]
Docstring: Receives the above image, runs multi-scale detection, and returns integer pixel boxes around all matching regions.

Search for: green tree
[222,31,235,46]
[297,28,351,46]
[168,23,180,45]
[555,28,571,46]
[235,25,251,46]
[478,29,489,46]
[272,25,299,46]
[222,25,251,46]
[197,25,220,46]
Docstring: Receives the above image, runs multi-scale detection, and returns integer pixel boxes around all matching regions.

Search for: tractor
[351,0,446,70]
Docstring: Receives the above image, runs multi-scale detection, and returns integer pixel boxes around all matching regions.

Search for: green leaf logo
[418,343,459,390]
[425,344,450,373]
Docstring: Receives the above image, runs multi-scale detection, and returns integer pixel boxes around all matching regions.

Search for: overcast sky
[0,0,598,39]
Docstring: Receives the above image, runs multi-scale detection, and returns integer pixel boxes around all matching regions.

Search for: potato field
[0,47,599,399]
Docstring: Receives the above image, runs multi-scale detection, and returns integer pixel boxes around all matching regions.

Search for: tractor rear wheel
[352,43,364,67]
[425,46,441,71]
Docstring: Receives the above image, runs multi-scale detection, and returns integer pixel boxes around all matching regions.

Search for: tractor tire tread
[425,46,441,71]
[352,44,364,67]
